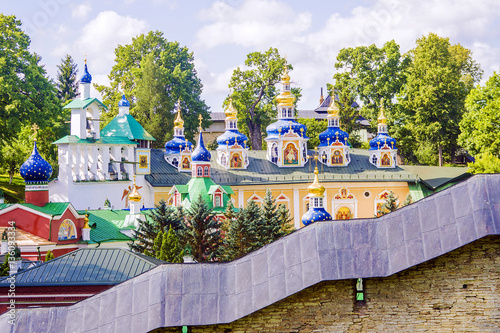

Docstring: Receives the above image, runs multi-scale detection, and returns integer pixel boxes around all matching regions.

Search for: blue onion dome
[369,133,397,150]
[192,130,211,162]
[301,168,332,226]
[20,141,53,182]
[217,130,247,147]
[318,128,349,147]
[118,95,130,107]
[165,137,193,154]
[266,119,308,140]
[369,109,397,150]
[80,62,92,84]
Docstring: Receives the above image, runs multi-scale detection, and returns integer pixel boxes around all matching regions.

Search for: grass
[0,174,25,203]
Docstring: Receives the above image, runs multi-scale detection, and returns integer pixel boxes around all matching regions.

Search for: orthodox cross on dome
[31,123,39,141]
[198,114,203,131]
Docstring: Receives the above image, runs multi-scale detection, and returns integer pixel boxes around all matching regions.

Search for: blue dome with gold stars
[318,127,349,147]
[20,141,53,182]
[118,95,130,107]
[369,133,397,150]
[216,130,248,148]
[266,120,308,140]
[192,131,211,162]
[302,207,332,226]
[80,63,92,83]
[165,137,193,154]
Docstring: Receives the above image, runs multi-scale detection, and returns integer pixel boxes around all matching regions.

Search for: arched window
[322,151,327,163]
[172,158,179,167]
[288,108,293,118]
[329,118,334,127]
[197,167,203,176]
[220,153,227,166]
[281,109,287,118]
[204,166,209,177]
[271,143,278,163]
[371,154,377,165]
[214,194,221,207]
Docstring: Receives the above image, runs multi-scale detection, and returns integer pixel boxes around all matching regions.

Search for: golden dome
[276,66,296,107]
[378,107,387,125]
[83,212,90,229]
[129,176,142,202]
[327,96,340,117]
[174,100,184,129]
[308,167,325,197]
[225,97,238,120]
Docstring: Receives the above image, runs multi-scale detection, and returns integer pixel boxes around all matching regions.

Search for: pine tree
[153,230,163,259]
[56,54,78,103]
[377,191,400,216]
[221,212,254,261]
[165,225,184,263]
[402,193,413,207]
[241,200,264,251]
[0,253,9,276]
[277,203,294,237]
[261,189,279,244]
[44,250,54,262]
[221,200,236,233]
[180,195,222,262]
[129,200,182,254]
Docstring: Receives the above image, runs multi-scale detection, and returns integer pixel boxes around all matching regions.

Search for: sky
[3,0,500,113]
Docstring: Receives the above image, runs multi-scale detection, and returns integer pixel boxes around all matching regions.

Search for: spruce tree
[261,189,279,244]
[277,203,294,237]
[56,54,78,102]
[241,200,263,251]
[153,230,163,259]
[129,200,182,254]
[402,193,413,207]
[165,225,184,263]
[180,195,222,262]
[221,200,236,233]
[0,253,9,276]
[377,191,400,216]
[221,212,253,261]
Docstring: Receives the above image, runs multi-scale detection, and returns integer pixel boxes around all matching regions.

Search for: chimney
[319,87,324,105]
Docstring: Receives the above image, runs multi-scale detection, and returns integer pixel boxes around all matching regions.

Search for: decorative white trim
[293,188,300,229]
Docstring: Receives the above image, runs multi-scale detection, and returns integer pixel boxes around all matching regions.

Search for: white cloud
[74,11,148,74]
[195,0,500,109]
[72,3,92,20]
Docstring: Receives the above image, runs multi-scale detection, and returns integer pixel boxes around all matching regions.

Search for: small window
[371,155,377,164]
[220,153,227,166]
[172,158,179,167]
[214,194,221,207]
[204,166,209,177]
[271,143,278,163]
[197,167,203,176]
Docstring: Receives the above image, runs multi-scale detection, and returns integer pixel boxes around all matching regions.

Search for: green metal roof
[173,184,189,194]
[53,135,137,145]
[78,209,134,244]
[400,165,469,190]
[101,114,156,141]
[0,248,165,286]
[0,202,71,216]
[63,98,106,110]
[146,149,469,190]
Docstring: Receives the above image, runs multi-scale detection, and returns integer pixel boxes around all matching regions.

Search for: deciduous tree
[95,31,210,145]
[458,71,500,157]
[228,48,300,149]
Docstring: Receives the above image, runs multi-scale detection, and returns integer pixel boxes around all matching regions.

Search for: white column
[82,146,89,181]
[90,146,98,180]
[126,146,134,178]
[111,146,122,180]
[70,146,76,181]
[238,188,244,208]
[293,187,300,229]
[102,146,110,180]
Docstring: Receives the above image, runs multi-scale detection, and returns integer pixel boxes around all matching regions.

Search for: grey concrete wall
[1,174,498,333]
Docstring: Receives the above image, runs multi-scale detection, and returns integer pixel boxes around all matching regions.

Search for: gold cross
[84,54,87,64]
[198,114,203,130]
[31,123,39,141]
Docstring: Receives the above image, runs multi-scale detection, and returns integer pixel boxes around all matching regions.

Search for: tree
[467,152,500,174]
[228,47,300,149]
[296,118,327,149]
[180,195,222,262]
[129,200,182,254]
[164,225,184,263]
[458,71,500,157]
[397,33,482,165]
[0,126,31,184]
[152,230,163,258]
[333,40,410,134]
[95,31,210,145]
[261,189,292,244]
[376,191,399,217]
[0,15,62,143]
[0,253,9,276]
[44,250,54,262]
[55,54,78,103]
[221,211,254,261]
